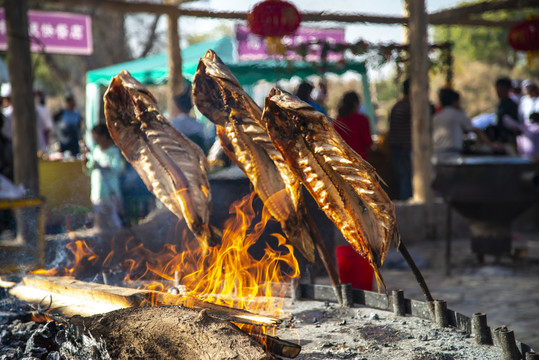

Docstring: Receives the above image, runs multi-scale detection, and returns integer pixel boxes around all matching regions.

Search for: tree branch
[138,15,161,58]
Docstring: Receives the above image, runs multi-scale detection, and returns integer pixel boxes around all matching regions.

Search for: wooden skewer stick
[397,240,434,303]
[302,208,343,305]
[249,333,301,358]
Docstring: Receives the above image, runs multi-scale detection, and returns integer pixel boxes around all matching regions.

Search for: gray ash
[0,296,110,359]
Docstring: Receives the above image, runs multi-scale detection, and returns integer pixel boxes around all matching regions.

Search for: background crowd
[1,75,538,235]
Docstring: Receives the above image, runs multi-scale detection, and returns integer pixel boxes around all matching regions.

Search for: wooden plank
[23,275,146,308]
[409,298,432,320]
[300,283,339,302]
[447,309,472,333]
[9,283,125,317]
[16,275,279,326]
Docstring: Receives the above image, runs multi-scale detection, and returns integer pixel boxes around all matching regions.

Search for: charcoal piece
[0,329,12,344]
[46,351,61,360]
[25,347,47,357]
[25,329,50,352]
[54,329,66,345]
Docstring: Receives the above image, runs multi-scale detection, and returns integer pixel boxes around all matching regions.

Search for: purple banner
[236,25,345,62]
[0,10,93,55]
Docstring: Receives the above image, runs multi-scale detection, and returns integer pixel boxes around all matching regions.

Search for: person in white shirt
[34,90,53,153]
[433,88,498,163]
[1,83,12,141]
[519,81,539,125]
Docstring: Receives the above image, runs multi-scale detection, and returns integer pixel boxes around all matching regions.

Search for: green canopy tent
[85,36,372,146]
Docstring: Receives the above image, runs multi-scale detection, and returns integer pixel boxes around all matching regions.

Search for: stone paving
[380,233,539,351]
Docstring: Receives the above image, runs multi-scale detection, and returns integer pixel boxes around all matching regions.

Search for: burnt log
[10,275,279,326]
[74,306,275,360]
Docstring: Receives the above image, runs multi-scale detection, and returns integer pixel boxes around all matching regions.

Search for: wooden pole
[406,0,435,239]
[500,329,522,360]
[165,0,183,119]
[472,313,492,345]
[434,299,448,327]
[5,0,39,247]
[392,289,406,316]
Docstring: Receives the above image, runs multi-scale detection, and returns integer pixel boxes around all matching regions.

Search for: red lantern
[508,19,539,52]
[248,0,301,38]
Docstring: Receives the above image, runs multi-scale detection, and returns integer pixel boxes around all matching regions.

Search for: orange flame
[31,312,53,323]
[34,191,300,321]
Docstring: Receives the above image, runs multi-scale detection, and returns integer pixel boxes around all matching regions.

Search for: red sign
[508,19,539,52]
[0,10,93,55]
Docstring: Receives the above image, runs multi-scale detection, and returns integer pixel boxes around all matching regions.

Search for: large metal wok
[433,156,539,261]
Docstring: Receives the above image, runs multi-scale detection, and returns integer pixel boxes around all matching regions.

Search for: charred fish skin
[263,88,399,283]
[104,70,212,246]
[192,50,315,262]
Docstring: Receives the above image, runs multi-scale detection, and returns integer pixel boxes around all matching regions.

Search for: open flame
[33,191,300,321]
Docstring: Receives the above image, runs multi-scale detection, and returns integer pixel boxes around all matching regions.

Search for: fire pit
[1,278,535,359]
[433,156,539,262]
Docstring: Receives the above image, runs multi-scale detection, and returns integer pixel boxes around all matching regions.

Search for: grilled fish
[263,88,400,285]
[104,70,212,248]
[193,50,315,262]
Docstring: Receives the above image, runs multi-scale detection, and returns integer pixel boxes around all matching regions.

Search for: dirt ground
[337,232,539,352]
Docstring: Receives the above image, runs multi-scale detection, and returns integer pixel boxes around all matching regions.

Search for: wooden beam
[36,0,191,16]
[429,0,539,23]
[39,0,524,27]
[406,0,434,228]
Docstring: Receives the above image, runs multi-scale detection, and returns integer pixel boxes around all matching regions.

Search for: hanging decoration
[285,40,454,85]
[508,19,539,51]
[247,0,301,55]
[508,17,539,67]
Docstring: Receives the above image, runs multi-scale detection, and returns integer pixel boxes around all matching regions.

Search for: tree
[432,3,537,70]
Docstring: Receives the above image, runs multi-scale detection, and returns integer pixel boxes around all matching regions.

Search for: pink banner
[0,10,93,55]
[236,25,345,62]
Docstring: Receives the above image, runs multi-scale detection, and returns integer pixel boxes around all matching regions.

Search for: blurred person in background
[54,94,83,155]
[519,81,539,125]
[170,83,207,152]
[1,83,12,145]
[484,77,520,153]
[433,88,498,163]
[334,91,372,159]
[510,79,523,105]
[388,79,412,200]
[34,90,53,153]
[296,81,326,114]
[516,81,539,159]
[84,124,125,231]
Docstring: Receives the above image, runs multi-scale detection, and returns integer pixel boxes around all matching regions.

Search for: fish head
[263,88,326,146]
[104,70,161,150]
[193,50,244,126]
